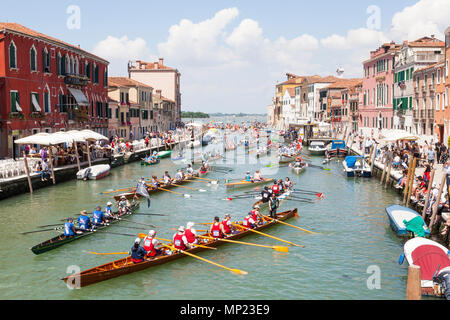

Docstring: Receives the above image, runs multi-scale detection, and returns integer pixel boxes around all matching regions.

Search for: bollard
[406,265,422,300]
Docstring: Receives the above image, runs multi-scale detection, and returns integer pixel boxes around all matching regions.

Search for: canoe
[403,237,450,298]
[157,151,172,159]
[76,165,111,180]
[140,159,160,166]
[30,202,140,255]
[385,205,430,237]
[225,178,275,190]
[62,208,298,288]
[114,171,210,202]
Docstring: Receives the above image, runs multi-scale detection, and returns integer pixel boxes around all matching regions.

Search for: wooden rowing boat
[289,164,306,175]
[114,171,210,201]
[225,178,274,190]
[30,202,140,255]
[278,153,300,164]
[62,208,298,288]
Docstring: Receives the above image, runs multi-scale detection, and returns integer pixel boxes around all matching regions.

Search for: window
[44,90,50,113]
[438,69,441,84]
[85,62,91,80]
[43,48,50,73]
[30,46,37,72]
[10,91,20,113]
[9,42,17,69]
[30,92,40,112]
[104,68,108,87]
[94,64,99,83]
[437,94,441,111]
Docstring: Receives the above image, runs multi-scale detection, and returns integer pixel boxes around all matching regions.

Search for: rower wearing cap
[243,212,257,229]
[131,238,147,264]
[64,218,76,237]
[199,161,209,175]
[173,226,190,250]
[142,230,161,258]
[185,222,198,244]
[77,210,91,231]
[221,214,233,236]
[209,216,226,239]
[118,196,131,215]
[250,205,262,224]
[104,202,114,220]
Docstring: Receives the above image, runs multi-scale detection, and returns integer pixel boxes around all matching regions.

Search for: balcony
[420,110,425,118]
[414,54,443,64]
[64,74,90,87]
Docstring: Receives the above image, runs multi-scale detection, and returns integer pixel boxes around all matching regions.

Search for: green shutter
[409,97,413,110]
[9,44,16,68]
[11,92,16,112]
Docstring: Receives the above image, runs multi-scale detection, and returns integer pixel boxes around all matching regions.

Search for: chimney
[159,58,164,66]
[431,34,435,39]
[154,62,159,69]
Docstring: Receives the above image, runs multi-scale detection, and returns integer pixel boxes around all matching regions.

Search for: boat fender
[398,253,405,265]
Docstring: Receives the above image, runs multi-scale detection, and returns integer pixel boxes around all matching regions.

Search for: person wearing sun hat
[77,210,91,231]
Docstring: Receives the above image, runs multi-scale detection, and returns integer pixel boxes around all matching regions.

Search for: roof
[415,59,445,73]
[310,76,340,84]
[0,22,108,64]
[325,78,363,89]
[407,36,445,48]
[108,77,153,89]
[131,60,176,71]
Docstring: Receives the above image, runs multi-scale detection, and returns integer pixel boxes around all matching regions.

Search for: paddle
[137,233,217,251]
[21,227,64,235]
[87,251,129,256]
[231,223,305,248]
[160,243,248,275]
[264,216,317,234]
[120,220,158,228]
[198,235,289,253]
[100,187,134,195]
[158,187,191,198]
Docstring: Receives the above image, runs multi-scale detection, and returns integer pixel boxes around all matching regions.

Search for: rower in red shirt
[185,222,198,244]
[243,212,257,229]
[272,183,280,196]
[209,216,226,238]
[173,226,189,250]
[143,230,161,258]
[221,214,232,236]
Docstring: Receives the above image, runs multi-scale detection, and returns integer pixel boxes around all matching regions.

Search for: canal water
[0,126,414,300]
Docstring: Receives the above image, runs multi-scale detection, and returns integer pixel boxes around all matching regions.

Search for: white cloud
[390,0,450,40]
[321,28,389,51]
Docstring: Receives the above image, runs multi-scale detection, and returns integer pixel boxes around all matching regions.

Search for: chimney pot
[154,62,159,69]
[159,58,164,66]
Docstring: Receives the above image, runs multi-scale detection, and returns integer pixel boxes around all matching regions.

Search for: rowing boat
[30,202,140,255]
[140,159,160,166]
[278,153,300,164]
[225,178,274,190]
[113,170,210,201]
[62,208,298,288]
[157,151,172,159]
[289,164,306,175]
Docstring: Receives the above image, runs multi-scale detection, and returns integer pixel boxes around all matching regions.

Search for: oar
[21,227,64,235]
[158,187,191,198]
[199,235,289,253]
[112,225,146,231]
[264,216,318,234]
[191,176,219,184]
[265,164,290,168]
[120,220,158,228]
[222,195,257,201]
[100,187,134,195]
[231,223,304,248]
[87,251,129,256]
[306,163,331,171]
[36,223,65,228]
[160,243,248,275]
[293,188,322,194]
[171,183,207,193]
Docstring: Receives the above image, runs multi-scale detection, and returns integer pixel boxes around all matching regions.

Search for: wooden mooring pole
[429,174,446,230]
[23,152,33,194]
[406,265,422,300]
[422,169,435,219]
[406,157,417,207]
[403,158,414,204]
[385,158,393,188]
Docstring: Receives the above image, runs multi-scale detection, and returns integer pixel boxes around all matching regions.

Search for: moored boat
[140,159,160,166]
[402,237,450,299]
[30,202,140,255]
[385,205,430,237]
[328,140,348,158]
[343,156,371,177]
[76,164,111,181]
[62,208,299,288]
[225,178,275,190]
[157,151,172,159]
[308,141,327,156]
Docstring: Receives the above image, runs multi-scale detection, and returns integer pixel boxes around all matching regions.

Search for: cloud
[321,28,389,50]
[390,0,450,40]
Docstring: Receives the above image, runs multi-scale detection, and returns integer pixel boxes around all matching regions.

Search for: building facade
[0,22,109,158]
[128,59,181,129]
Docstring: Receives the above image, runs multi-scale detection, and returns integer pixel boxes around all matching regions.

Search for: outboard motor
[433,267,450,300]
[83,167,92,180]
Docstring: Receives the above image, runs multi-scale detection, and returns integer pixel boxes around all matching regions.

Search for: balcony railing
[64,74,90,86]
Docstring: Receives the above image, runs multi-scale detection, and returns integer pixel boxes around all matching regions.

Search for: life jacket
[222,219,231,234]
[210,223,223,238]
[184,228,197,243]
[173,233,187,250]
[143,237,157,256]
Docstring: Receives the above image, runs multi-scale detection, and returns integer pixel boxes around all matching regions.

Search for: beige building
[152,90,176,132]
[128,58,181,129]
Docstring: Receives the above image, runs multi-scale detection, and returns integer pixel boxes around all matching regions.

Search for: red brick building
[0,23,109,158]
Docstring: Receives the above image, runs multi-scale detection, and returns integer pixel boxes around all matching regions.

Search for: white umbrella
[15,133,51,145]
[80,130,109,141]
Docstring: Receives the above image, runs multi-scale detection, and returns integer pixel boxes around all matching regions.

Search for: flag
[136,182,151,208]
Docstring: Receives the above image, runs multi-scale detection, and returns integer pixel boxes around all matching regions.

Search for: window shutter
[9,44,16,68]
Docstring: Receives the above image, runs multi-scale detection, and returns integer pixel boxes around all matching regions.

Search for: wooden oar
[231,223,304,247]
[191,176,218,184]
[87,251,129,256]
[171,183,206,193]
[158,187,191,198]
[306,163,331,171]
[120,220,158,228]
[133,213,168,217]
[37,223,66,228]
[160,244,248,275]
[100,187,134,195]
[264,216,317,234]
[137,234,217,251]
[199,235,289,252]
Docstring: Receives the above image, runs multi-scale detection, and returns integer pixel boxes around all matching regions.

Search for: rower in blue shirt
[92,206,105,226]
[131,238,148,264]
[77,210,91,231]
[104,202,114,220]
[245,171,253,182]
[64,218,76,237]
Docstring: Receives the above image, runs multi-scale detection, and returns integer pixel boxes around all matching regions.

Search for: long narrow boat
[114,171,210,201]
[30,202,140,255]
[278,153,300,164]
[62,208,298,288]
[225,178,274,190]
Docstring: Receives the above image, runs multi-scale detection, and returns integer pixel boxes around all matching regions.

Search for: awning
[16,100,23,112]
[31,94,42,112]
[67,87,89,106]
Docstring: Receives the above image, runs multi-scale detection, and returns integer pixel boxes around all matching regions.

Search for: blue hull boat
[385,205,430,237]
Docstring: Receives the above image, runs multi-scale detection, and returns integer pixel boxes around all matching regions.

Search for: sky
[1,0,449,113]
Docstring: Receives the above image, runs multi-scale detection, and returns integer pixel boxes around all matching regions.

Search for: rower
[284,177,293,190]
[221,214,233,236]
[245,171,253,182]
[186,164,194,176]
[92,206,105,226]
[243,212,257,229]
[250,205,262,224]
[104,201,114,220]
[175,169,184,182]
[173,226,189,251]
[253,170,263,182]
[163,171,172,185]
[185,222,198,244]
[131,238,147,264]
[64,218,76,237]
[272,182,280,196]
[118,196,131,215]
[209,216,226,239]
[150,175,160,189]
[77,210,91,231]
[199,161,209,174]
[142,230,161,258]
[261,186,271,204]
[277,179,285,193]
